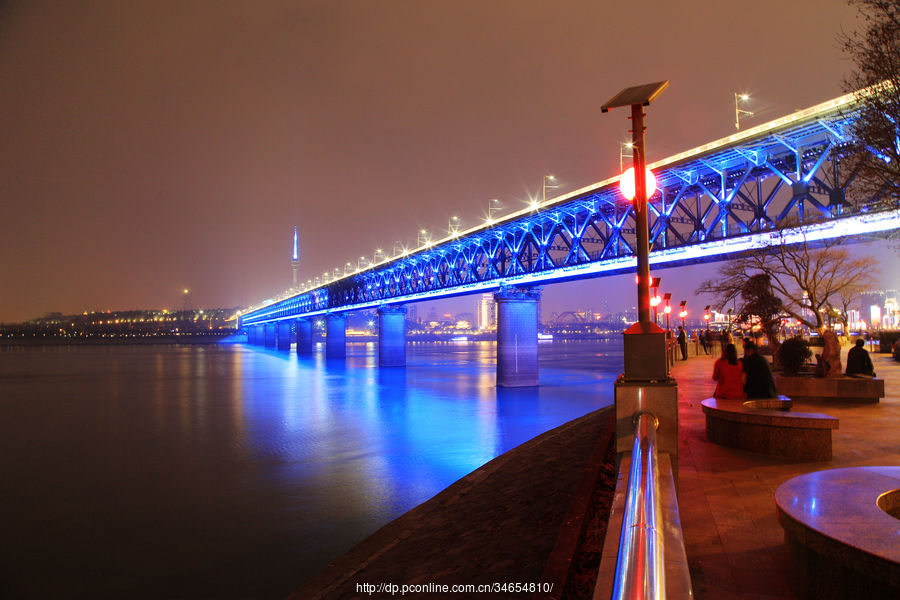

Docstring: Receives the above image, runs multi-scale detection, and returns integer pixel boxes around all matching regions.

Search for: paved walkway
[670,347,899,599]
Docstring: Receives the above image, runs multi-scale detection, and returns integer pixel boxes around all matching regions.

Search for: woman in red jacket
[713,343,746,399]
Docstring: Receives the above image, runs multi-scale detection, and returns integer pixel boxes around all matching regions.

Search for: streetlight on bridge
[488,198,502,223]
[735,92,753,130]
[542,174,558,205]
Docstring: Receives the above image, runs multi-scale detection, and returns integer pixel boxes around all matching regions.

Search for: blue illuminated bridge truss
[240,91,900,326]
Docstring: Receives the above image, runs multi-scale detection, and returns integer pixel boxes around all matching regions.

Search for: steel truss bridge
[240,90,900,327]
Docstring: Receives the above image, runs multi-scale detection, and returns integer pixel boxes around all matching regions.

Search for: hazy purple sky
[1,0,893,323]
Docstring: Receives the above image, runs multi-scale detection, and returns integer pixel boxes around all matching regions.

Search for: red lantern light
[619,167,657,201]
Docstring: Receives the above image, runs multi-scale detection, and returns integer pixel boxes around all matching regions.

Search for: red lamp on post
[663,292,672,332]
[649,277,661,325]
[602,80,669,382]
[704,305,711,331]
[679,301,688,329]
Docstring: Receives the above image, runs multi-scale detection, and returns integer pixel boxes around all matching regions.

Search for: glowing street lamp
[735,92,753,130]
[704,305,711,330]
[649,277,661,325]
[663,292,672,332]
[542,174,558,205]
[449,216,460,236]
[679,300,688,328]
[489,198,502,218]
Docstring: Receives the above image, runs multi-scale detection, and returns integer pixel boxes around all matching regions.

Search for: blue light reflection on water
[0,339,620,598]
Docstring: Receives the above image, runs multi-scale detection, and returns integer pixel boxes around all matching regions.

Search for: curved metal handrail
[612,410,666,599]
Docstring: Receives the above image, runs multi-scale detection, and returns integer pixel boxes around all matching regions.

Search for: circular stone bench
[776,467,900,599]
[700,397,838,461]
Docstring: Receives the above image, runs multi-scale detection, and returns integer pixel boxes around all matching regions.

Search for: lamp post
[602,80,669,382]
[542,174,558,205]
[488,198,502,222]
[650,277,661,325]
[663,292,672,332]
[704,305,711,331]
[679,301,687,329]
[619,142,634,172]
[449,216,460,236]
[735,93,753,130]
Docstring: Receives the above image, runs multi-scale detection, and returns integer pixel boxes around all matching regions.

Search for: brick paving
[670,346,900,599]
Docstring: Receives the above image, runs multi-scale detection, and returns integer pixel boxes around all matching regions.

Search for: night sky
[1,1,893,323]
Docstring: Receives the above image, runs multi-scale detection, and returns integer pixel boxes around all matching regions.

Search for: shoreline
[0,334,236,347]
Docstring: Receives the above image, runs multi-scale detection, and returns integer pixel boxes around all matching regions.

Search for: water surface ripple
[0,340,621,598]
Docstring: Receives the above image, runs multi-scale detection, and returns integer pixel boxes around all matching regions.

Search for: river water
[0,339,622,599]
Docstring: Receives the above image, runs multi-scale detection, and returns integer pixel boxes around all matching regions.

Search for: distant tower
[291,226,300,288]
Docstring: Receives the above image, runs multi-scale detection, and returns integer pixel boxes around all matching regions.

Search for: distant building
[477,293,496,330]
[291,226,300,289]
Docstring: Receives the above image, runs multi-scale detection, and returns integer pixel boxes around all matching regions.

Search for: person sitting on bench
[846,338,875,377]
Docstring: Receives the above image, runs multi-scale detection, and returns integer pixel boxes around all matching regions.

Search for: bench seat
[700,397,838,461]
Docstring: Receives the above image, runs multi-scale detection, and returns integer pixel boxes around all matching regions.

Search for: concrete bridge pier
[264,323,276,348]
[276,321,292,351]
[377,305,407,367]
[325,314,347,358]
[494,287,541,387]
[295,318,313,356]
[245,325,256,345]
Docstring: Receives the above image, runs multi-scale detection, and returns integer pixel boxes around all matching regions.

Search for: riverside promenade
[671,346,899,599]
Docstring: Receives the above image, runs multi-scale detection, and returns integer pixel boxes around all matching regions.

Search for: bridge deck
[241,89,900,326]
[672,348,900,599]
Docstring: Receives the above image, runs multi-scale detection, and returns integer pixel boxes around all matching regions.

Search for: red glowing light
[619,167,657,201]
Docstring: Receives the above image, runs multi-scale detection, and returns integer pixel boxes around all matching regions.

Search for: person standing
[713,343,746,399]
[846,338,875,377]
[677,326,688,360]
[742,340,777,398]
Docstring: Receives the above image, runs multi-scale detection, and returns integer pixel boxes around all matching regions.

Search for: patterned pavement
[670,346,900,599]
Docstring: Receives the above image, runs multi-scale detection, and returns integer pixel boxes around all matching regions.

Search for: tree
[697,223,878,334]
[841,0,900,210]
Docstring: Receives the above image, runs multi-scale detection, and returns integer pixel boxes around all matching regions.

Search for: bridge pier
[494,287,541,387]
[245,325,256,345]
[295,318,313,356]
[377,305,407,367]
[276,321,292,351]
[325,314,347,358]
[264,323,276,348]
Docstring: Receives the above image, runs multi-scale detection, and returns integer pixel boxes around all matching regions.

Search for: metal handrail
[612,411,666,600]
